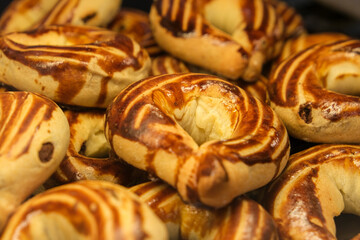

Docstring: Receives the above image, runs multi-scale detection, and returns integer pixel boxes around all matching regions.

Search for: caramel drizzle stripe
[243,200,261,240]
[152,56,168,75]
[132,182,180,223]
[0,93,56,158]
[288,144,360,170]
[38,0,79,26]
[15,186,108,237]
[266,145,360,214]
[112,74,223,129]
[270,45,318,106]
[3,38,128,64]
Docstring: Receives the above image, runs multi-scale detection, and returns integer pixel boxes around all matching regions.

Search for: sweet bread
[0,91,69,231]
[1,180,168,239]
[0,24,151,108]
[131,181,279,239]
[264,144,360,239]
[107,8,162,57]
[151,55,189,76]
[276,32,350,64]
[268,39,360,143]
[149,0,303,81]
[47,110,149,188]
[0,0,121,34]
[105,73,290,208]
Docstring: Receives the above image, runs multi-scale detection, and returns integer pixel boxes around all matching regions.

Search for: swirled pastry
[269,39,360,143]
[264,144,360,240]
[0,0,121,34]
[1,180,168,239]
[0,24,151,108]
[276,32,351,64]
[105,73,290,208]
[107,8,162,57]
[151,55,189,76]
[149,0,303,81]
[46,110,149,188]
[131,181,279,240]
[0,91,70,231]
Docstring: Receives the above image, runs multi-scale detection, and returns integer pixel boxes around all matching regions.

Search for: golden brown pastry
[0,91,70,232]
[268,39,360,143]
[276,32,351,64]
[131,181,279,240]
[264,144,360,240]
[0,24,151,108]
[0,0,121,34]
[237,75,270,104]
[105,73,290,208]
[47,110,149,188]
[151,55,189,75]
[151,55,270,103]
[265,0,304,39]
[149,0,303,81]
[1,180,168,239]
[107,7,162,57]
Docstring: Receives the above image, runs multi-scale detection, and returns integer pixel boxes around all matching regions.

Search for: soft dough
[0,24,151,108]
[264,144,360,240]
[105,73,290,208]
[268,39,360,143]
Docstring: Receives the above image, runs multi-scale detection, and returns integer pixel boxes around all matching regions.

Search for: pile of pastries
[0,0,359,239]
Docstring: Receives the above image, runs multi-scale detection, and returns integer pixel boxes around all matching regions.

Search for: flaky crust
[0,24,151,108]
[0,91,70,231]
[105,73,290,208]
[264,144,360,240]
[1,180,168,239]
[269,39,360,143]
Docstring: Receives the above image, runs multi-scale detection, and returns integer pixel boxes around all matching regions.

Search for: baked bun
[107,8,162,57]
[151,55,189,75]
[0,0,121,34]
[264,144,360,240]
[268,39,360,143]
[149,0,303,81]
[276,32,351,64]
[0,91,70,231]
[105,73,290,208]
[131,181,279,239]
[0,24,151,108]
[1,180,168,239]
[47,110,149,187]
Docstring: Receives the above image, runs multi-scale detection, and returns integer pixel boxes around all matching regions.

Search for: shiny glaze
[0,0,58,34]
[107,8,163,57]
[106,73,290,207]
[151,55,189,76]
[268,39,360,143]
[35,0,121,28]
[0,92,56,159]
[0,91,70,232]
[276,32,350,64]
[264,144,360,240]
[151,0,303,81]
[0,0,121,35]
[47,110,149,187]
[131,181,279,240]
[0,25,150,108]
[1,181,168,240]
